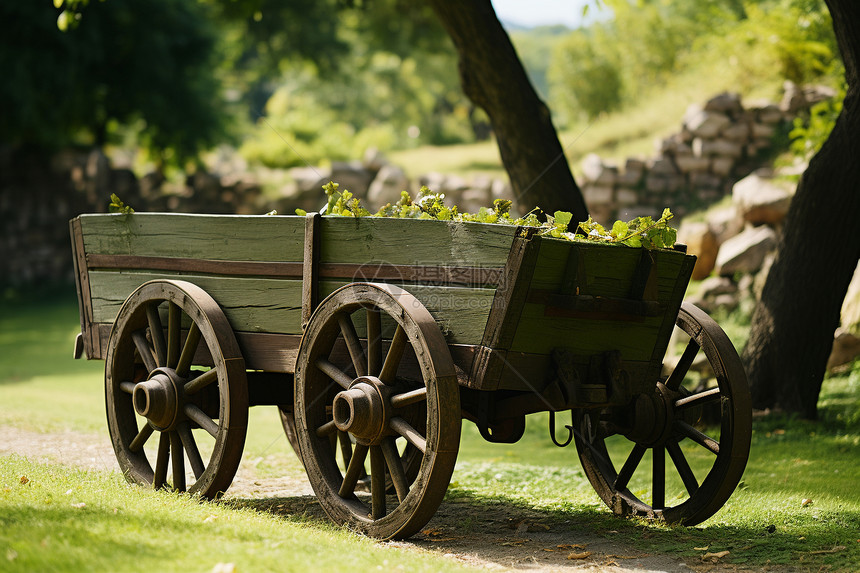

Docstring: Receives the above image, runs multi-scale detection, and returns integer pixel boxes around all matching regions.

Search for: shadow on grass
[226,489,859,571]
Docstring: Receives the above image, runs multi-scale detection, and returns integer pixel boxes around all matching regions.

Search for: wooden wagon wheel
[574,302,751,525]
[105,280,248,498]
[295,282,460,539]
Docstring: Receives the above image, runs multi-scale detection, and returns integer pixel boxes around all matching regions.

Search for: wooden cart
[71,212,751,539]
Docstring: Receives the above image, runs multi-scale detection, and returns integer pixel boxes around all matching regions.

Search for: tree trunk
[426,0,588,220]
[743,0,860,418]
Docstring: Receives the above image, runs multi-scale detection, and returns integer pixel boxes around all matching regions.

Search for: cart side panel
[319,217,517,267]
[79,213,306,261]
[510,239,691,358]
[500,238,695,394]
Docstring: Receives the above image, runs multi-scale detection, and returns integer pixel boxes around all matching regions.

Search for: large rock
[732,173,793,225]
[678,221,718,280]
[581,153,618,185]
[331,161,374,198]
[715,225,777,276]
[840,262,860,334]
[367,164,409,207]
[827,328,860,371]
[683,105,732,138]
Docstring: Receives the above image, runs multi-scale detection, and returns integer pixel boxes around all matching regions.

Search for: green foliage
[107,194,134,215]
[0,1,228,166]
[308,182,677,249]
[549,29,624,121]
[790,83,845,161]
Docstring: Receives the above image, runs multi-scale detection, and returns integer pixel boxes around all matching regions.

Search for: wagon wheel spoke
[338,313,366,378]
[381,437,409,502]
[391,387,427,408]
[666,338,700,391]
[184,404,219,438]
[169,431,186,492]
[154,431,170,489]
[389,417,426,454]
[146,303,167,367]
[178,423,206,480]
[316,419,337,437]
[366,308,382,376]
[614,443,646,491]
[652,446,665,510]
[119,380,136,394]
[167,302,181,369]
[369,445,386,519]
[675,387,722,410]
[379,325,407,384]
[338,431,354,469]
[339,442,369,497]
[185,368,218,396]
[131,330,157,374]
[675,420,720,455]
[176,322,201,378]
[667,441,699,496]
[316,358,354,390]
[129,424,154,453]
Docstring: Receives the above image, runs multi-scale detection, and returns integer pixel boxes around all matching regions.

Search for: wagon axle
[332,376,391,445]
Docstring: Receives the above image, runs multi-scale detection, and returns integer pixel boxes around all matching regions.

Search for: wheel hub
[132,367,185,431]
[332,376,390,445]
[627,382,681,446]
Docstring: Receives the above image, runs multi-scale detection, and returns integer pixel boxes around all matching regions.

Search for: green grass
[0,456,469,573]
[2,288,859,571]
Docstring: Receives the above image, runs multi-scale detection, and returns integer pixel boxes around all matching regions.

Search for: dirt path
[1,426,730,572]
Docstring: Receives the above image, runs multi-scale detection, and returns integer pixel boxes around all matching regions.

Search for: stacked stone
[578,84,834,224]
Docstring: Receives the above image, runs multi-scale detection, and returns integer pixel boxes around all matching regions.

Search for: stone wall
[578,83,834,224]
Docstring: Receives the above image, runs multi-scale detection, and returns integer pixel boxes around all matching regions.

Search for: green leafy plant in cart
[297,182,677,250]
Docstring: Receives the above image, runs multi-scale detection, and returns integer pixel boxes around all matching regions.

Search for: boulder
[732,173,793,225]
[840,262,860,334]
[582,153,618,185]
[331,161,374,198]
[678,221,718,280]
[367,164,409,207]
[703,92,743,114]
[715,225,778,276]
[683,106,732,138]
[827,328,860,372]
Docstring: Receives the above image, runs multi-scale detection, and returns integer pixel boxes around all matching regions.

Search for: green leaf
[294,208,307,216]
[610,220,628,239]
[553,211,573,232]
[108,193,134,215]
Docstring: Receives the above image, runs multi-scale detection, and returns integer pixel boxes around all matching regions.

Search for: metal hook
[549,410,574,447]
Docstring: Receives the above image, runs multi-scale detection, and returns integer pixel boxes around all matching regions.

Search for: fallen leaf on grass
[702,550,730,561]
[501,540,526,546]
[808,546,847,555]
[70,502,86,509]
[801,498,813,507]
[19,476,29,485]
[557,544,587,550]
[693,546,710,551]
[421,528,443,537]
[606,554,639,560]
[567,551,592,560]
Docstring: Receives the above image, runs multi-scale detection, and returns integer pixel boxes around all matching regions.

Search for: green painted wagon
[71,212,751,539]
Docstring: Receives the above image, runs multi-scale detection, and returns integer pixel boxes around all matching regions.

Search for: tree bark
[743,0,860,418]
[426,0,588,220]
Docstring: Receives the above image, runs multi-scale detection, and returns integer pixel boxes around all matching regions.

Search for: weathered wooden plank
[87,271,493,345]
[526,238,686,302]
[509,303,665,360]
[302,213,321,329]
[70,217,96,359]
[319,217,518,267]
[79,213,306,261]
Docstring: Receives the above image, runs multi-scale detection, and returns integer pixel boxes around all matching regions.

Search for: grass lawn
[1,286,858,571]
